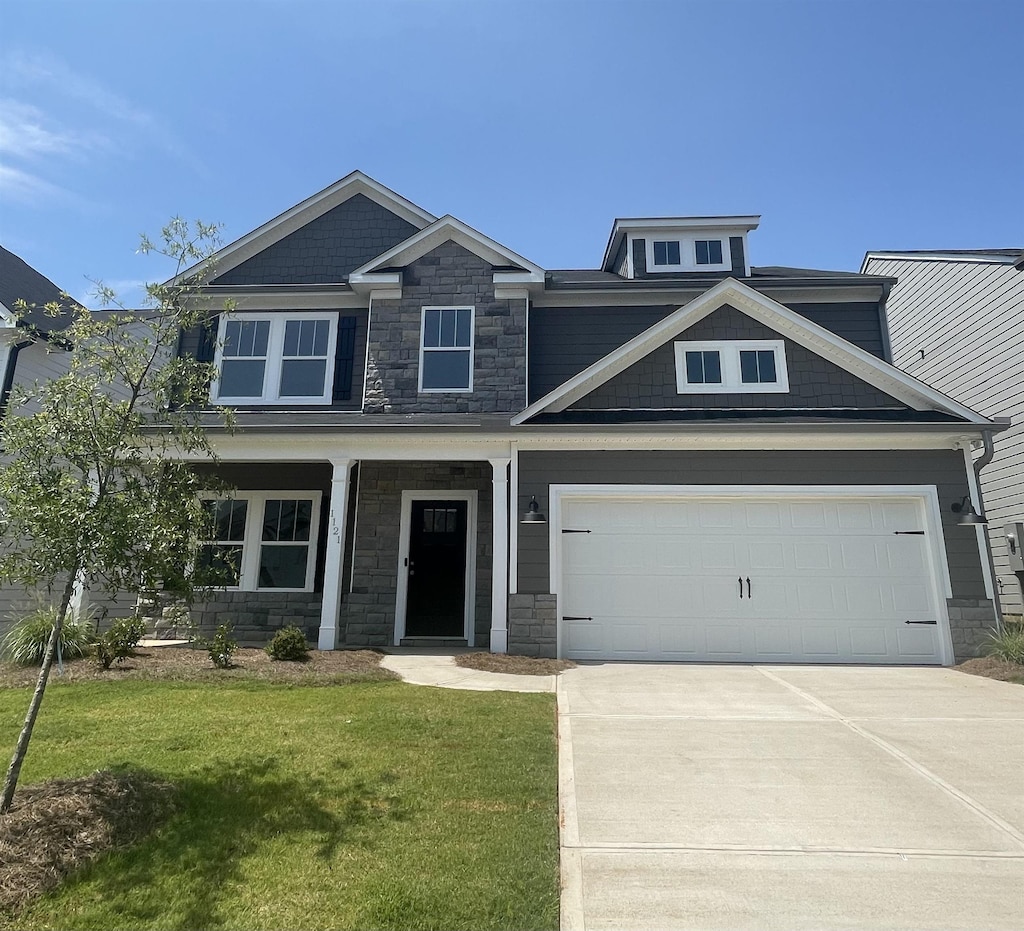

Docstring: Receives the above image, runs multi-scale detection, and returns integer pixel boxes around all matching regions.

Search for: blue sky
[1,0,1021,308]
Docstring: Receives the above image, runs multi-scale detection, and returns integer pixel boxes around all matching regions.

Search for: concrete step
[400,637,469,648]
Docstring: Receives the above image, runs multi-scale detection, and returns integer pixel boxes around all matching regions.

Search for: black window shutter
[196,315,219,363]
[333,316,358,402]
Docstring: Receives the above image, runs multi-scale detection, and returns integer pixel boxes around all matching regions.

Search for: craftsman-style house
[174,172,1002,665]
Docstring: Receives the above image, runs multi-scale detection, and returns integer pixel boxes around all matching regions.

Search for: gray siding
[865,256,1024,613]
[611,237,629,277]
[516,449,985,601]
[529,301,888,403]
[571,304,904,411]
[729,236,745,276]
[213,194,418,285]
[363,241,527,414]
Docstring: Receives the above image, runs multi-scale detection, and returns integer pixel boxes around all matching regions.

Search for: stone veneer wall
[339,461,493,647]
[189,591,323,646]
[508,593,557,658]
[363,240,527,414]
[947,598,999,662]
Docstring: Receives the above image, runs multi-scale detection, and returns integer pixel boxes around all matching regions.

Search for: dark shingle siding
[729,236,745,275]
[0,246,77,333]
[212,194,418,285]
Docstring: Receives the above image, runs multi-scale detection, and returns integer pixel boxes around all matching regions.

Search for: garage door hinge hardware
[562,616,593,621]
[561,528,592,534]
[904,619,937,625]
[894,531,925,535]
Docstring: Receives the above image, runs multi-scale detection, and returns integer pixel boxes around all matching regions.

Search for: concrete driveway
[558,664,1024,930]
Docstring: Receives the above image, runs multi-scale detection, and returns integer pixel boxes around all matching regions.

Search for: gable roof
[168,171,438,286]
[512,277,994,426]
[0,246,77,335]
[862,249,1024,269]
[348,214,545,282]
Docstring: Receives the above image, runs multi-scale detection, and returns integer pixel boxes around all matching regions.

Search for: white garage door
[559,494,947,664]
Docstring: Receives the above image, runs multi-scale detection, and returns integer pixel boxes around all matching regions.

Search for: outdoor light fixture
[951,496,988,525]
[521,495,546,524]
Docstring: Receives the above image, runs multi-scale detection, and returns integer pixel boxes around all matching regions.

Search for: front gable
[569,304,907,412]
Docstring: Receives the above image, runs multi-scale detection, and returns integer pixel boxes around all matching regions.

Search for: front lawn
[0,678,559,930]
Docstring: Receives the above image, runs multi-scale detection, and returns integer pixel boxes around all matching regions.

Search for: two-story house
[173,171,1002,665]
[862,249,1024,619]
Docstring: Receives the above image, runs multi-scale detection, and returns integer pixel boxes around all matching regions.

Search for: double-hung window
[199,492,322,592]
[212,313,338,404]
[674,340,789,394]
[419,306,474,392]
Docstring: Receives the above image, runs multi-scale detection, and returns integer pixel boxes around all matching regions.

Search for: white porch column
[489,457,512,654]
[318,458,354,651]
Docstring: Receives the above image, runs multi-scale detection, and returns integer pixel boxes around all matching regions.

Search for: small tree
[0,220,232,812]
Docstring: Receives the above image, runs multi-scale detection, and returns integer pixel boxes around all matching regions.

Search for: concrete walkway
[558,664,1024,931]
[380,650,556,693]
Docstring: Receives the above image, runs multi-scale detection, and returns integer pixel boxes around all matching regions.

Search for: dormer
[601,216,760,280]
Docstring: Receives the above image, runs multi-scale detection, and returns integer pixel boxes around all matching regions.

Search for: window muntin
[674,340,789,394]
[420,306,474,392]
[212,314,338,404]
[695,239,724,265]
[652,240,681,267]
[198,492,321,592]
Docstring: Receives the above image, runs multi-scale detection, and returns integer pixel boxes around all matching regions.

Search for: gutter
[971,429,1004,624]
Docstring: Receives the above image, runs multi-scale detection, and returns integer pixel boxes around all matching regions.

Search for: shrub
[1,606,94,666]
[203,624,237,669]
[95,616,148,670]
[985,624,1024,665]
[265,625,309,662]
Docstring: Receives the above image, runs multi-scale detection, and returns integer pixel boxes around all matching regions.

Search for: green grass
[0,680,559,930]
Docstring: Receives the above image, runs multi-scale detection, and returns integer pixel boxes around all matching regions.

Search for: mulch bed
[0,770,177,913]
[0,647,397,689]
[954,656,1024,684]
[454,652,576,676]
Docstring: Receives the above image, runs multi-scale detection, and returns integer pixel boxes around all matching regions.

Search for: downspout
[971,429,1004,625]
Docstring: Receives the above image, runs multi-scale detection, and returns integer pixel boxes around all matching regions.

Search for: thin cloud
[0,100,109,159]
[0,163,67,203]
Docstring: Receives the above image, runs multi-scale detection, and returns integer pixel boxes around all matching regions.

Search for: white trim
[674,339,789,394]
[394,490,478,645]
[490,458,511,653]
[211,312,339,405]
[512,277,996,425]
[532,284,888,308]
[202,490,323,593]
[0,342,10,389]
[350,215,545,281]
[862,250,1023,269]
[548,483,955,665]
[962,446,996,601]
[509,443,519,595]
[168,171,436,286]
[646,236,731,274]
[318,460,352,650]
[418,306,474,393]
[0,303,17,326]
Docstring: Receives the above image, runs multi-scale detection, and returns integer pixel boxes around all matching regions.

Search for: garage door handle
[738,577,744,598]
[562,616,593,621]
[746,577,751,599]
[904,619,937,625]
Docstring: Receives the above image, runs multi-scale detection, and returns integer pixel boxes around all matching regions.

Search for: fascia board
[512,278,995,426]
[348,272,402,296]
[0,302,16,325]
[166,171,437,286]
[862,250,1022,270]
[350,216,545,277]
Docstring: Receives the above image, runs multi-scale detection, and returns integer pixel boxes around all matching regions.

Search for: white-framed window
[674,339,789,394]
[198,491,322,592]
[644,237,730,273]
[419,306,474,392]
[211,313,338,404]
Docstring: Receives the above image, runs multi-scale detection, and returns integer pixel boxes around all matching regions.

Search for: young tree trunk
[0,571,80,813]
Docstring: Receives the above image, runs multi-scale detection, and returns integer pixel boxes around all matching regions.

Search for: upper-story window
[644,237,730,273]
[212,313,338,404]
[420,306,474,392]
[674,339,789,394]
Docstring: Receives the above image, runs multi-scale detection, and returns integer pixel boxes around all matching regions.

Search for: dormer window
[644,235,732,274]
[652,240,681,267]
[695,239,724,265]
[674,340,789,394]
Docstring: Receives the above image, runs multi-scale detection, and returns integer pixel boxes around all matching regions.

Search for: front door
[405,499,469,637]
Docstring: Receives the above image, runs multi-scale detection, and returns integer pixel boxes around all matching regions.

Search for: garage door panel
[560,493,945,664]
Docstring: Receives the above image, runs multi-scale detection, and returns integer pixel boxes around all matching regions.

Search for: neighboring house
[0,246,76,625]
[168,171,1001,665]
[862,249,1024,618]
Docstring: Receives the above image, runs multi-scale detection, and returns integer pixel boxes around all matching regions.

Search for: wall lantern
[951,496,987,525]
[521,495,547,524]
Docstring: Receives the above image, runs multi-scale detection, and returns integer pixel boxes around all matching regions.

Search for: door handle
[746,577,751,599]
[738,577,744,599]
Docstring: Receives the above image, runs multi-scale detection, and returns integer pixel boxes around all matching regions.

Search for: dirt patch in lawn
[955,656,1024,684]
[454,652,576,676]
[0,770,177,912]
[0,647,397,689]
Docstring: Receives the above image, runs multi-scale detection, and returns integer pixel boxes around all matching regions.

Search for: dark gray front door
[405,500,468,637]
